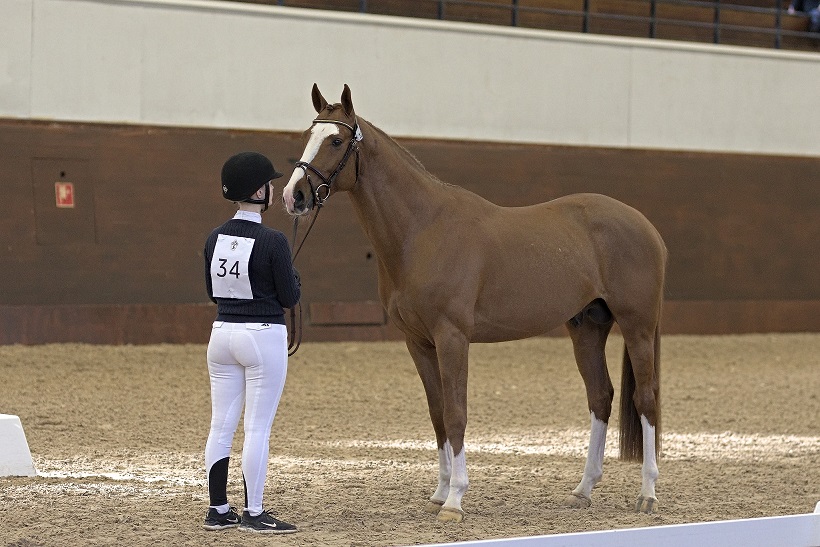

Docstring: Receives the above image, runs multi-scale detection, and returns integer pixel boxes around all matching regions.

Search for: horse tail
[618,321,661,461]
[618,345,641,461]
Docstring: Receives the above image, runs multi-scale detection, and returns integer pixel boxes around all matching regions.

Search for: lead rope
[287,204,322,356]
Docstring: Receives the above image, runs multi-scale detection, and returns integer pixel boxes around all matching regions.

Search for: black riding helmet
[221,152,284,212]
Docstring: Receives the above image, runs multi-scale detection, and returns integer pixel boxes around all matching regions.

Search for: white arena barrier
[0,414,37,476]
[420,502,820,547]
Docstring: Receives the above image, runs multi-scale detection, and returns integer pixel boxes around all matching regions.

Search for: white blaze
[282,123,340,213]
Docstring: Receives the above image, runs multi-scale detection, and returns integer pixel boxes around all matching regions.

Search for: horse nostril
[293,190,304,209]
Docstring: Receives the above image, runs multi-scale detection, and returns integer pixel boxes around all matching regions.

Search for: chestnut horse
[283,85,667,522]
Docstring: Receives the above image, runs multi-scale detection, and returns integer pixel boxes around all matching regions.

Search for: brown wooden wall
[0,118,817,344]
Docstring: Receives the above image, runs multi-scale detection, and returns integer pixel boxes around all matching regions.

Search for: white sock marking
[431,440,452,504]
[640,414,659,500]
[443,444,468,512]
[572,412,608,499]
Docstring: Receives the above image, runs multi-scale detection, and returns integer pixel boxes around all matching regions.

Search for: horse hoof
[563,493,591,509]
[424,501,443,514]
[635,496,658,514]
[436,507,465,523]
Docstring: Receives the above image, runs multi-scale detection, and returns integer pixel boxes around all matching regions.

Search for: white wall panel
[359,30,633,146]
[629,45,817,155]
[1,0,818,157]
[0,0,34,117]
[29,0,144,122]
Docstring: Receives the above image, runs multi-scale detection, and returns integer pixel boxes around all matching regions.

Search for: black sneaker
[203,507,241,530]
[238,509,297,534]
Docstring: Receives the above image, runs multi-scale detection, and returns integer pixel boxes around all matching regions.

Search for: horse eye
[332,138,343,147]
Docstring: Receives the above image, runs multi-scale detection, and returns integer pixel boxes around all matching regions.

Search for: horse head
[283,84,362,215]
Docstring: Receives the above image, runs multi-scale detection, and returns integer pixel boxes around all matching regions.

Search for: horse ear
[312,83,328,113]
[341,84,354,117]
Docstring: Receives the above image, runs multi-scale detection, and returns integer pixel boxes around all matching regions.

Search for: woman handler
[202,152,300,534]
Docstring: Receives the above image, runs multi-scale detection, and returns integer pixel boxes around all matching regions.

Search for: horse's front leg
[433,327,470,523]
[405,337,451,513]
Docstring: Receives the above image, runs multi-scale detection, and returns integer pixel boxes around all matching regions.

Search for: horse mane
[360,117,455,189]
[319,103,454,189]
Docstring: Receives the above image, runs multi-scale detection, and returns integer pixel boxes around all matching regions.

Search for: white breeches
[204,321,288,514]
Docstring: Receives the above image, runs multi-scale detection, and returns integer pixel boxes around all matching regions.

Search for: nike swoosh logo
[262,521,278,528]
[226,517,239,523]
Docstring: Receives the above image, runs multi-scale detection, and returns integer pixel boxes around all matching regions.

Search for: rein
[287,117,362,356]
[286,206,320,356]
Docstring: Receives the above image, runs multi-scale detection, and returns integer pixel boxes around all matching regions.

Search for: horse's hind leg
[564,302,614,508]
[618,319,661,514]
[405,337,451,514]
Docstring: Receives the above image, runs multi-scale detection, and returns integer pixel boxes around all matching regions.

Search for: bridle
[293,117,363,209]
[287,116,363,356]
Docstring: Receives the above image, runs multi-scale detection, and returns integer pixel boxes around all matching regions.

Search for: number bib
[210,234,255,299]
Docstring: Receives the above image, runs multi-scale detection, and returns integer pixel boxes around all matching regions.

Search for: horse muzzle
[283,171,315,216]
[291,187,314,215]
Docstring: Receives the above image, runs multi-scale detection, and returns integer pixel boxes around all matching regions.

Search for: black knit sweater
[204,217,300,324]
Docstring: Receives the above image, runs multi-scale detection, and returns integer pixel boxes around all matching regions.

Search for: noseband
[294,118,363,208]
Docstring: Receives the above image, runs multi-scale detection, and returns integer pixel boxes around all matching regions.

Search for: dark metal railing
[260,0,819,52]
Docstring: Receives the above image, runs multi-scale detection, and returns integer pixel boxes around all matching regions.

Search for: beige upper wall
[1,0,818,157]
